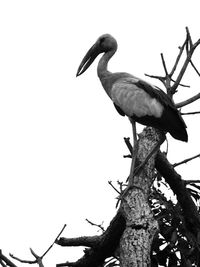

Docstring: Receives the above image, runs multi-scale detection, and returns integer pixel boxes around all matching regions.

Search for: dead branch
[56,211,126,267]
[173,153,200,167]
[10,224,66,266]
[10,249,40,265]
[56,235,101,248]
[109,181,121,195]
[0,250,18,267]
[155,151,200,238]
[170,39,187,78]
[176,92,200,108]
[171,27,200,94]
[85,219,105,232]
[43,224,66,258]
[181,111,200,115]
[160,53,168,76]
[190,59,200,77]
[145,27,200,98]
[185,179,200,185]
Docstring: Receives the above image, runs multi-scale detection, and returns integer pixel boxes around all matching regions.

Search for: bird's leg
[128,121,139,185]
[117,121,140,202]
[133,134,165,176]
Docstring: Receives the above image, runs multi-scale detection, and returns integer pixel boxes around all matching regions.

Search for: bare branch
[56,212,126,267]
[173,153,200,167]
[190,59,200,77]
[56,235,101,248]
[176,92,200,108]
[144,73,166,87]
[170,78,190,88]
[169,39,187,77]
[86,219,105,232]
[56,262,75,267]
[186,26,193,48]
[171,28,200,93]
[10,249,44,267]
[161,53,168,76]
[185,180,200,185]
[10,225,66,266]
[10,253,36,264]
[42,224,66,258]
[181,111,200,115]
[123,137,133,155]
[30,250,44,267]
[0,250,18,267]
[0,259,7,267]
[108,181,121,195]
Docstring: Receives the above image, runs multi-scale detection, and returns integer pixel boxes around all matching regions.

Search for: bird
[76,34,188,178]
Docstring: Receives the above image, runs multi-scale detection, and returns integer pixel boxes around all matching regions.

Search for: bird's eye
[100,37,106,45]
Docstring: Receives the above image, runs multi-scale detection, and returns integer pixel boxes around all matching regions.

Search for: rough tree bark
[119,127,163,267]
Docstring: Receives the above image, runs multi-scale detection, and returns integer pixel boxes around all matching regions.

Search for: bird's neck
[97,50,116,78]
[97,50,116,97]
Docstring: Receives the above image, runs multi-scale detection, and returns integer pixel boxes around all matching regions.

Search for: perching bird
[76,34,188,143]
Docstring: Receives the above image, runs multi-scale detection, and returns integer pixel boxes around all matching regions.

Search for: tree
[1,27,200,267]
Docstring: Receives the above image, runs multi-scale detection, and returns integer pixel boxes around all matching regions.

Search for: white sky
[0,1,200,266]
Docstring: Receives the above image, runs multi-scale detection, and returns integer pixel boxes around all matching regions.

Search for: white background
[0,1,200,266]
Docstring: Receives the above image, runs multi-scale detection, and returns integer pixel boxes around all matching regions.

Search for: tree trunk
[119,127,162,266]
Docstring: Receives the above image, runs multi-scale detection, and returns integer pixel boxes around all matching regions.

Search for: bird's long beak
[76,43,101,76]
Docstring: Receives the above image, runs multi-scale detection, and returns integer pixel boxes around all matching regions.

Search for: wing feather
[111,77,164,118]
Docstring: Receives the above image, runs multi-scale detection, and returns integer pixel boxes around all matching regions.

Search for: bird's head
[76,34,117,76]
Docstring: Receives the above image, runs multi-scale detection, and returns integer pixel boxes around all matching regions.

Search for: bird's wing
[134,78,176,109]
[111,77,166,118]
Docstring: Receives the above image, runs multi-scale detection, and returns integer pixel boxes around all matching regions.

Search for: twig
[170,78,190,88]
[10,249,44,267]
[186,26,193,48]
[181,111,200,115]
[190,59,200,77]
[86,219,105,232]
[108,181,121,195]
[10,224,67,266]
[56,262,75,267]
[173,153,200,167]
[171,27,200,93]
[169,39,187,77]
[185,180,200,185]
[144,73,166,87]
[117,180,125,193]
[42,224,67,258]
[0,250,18,267]
[176,92,200,108]
[123,137,133,155]
[0,259,7,267]
[161,53,168,76]
[10,253,36,264]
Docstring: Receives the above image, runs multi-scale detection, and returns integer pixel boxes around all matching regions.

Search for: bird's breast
[111,83,164,118]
